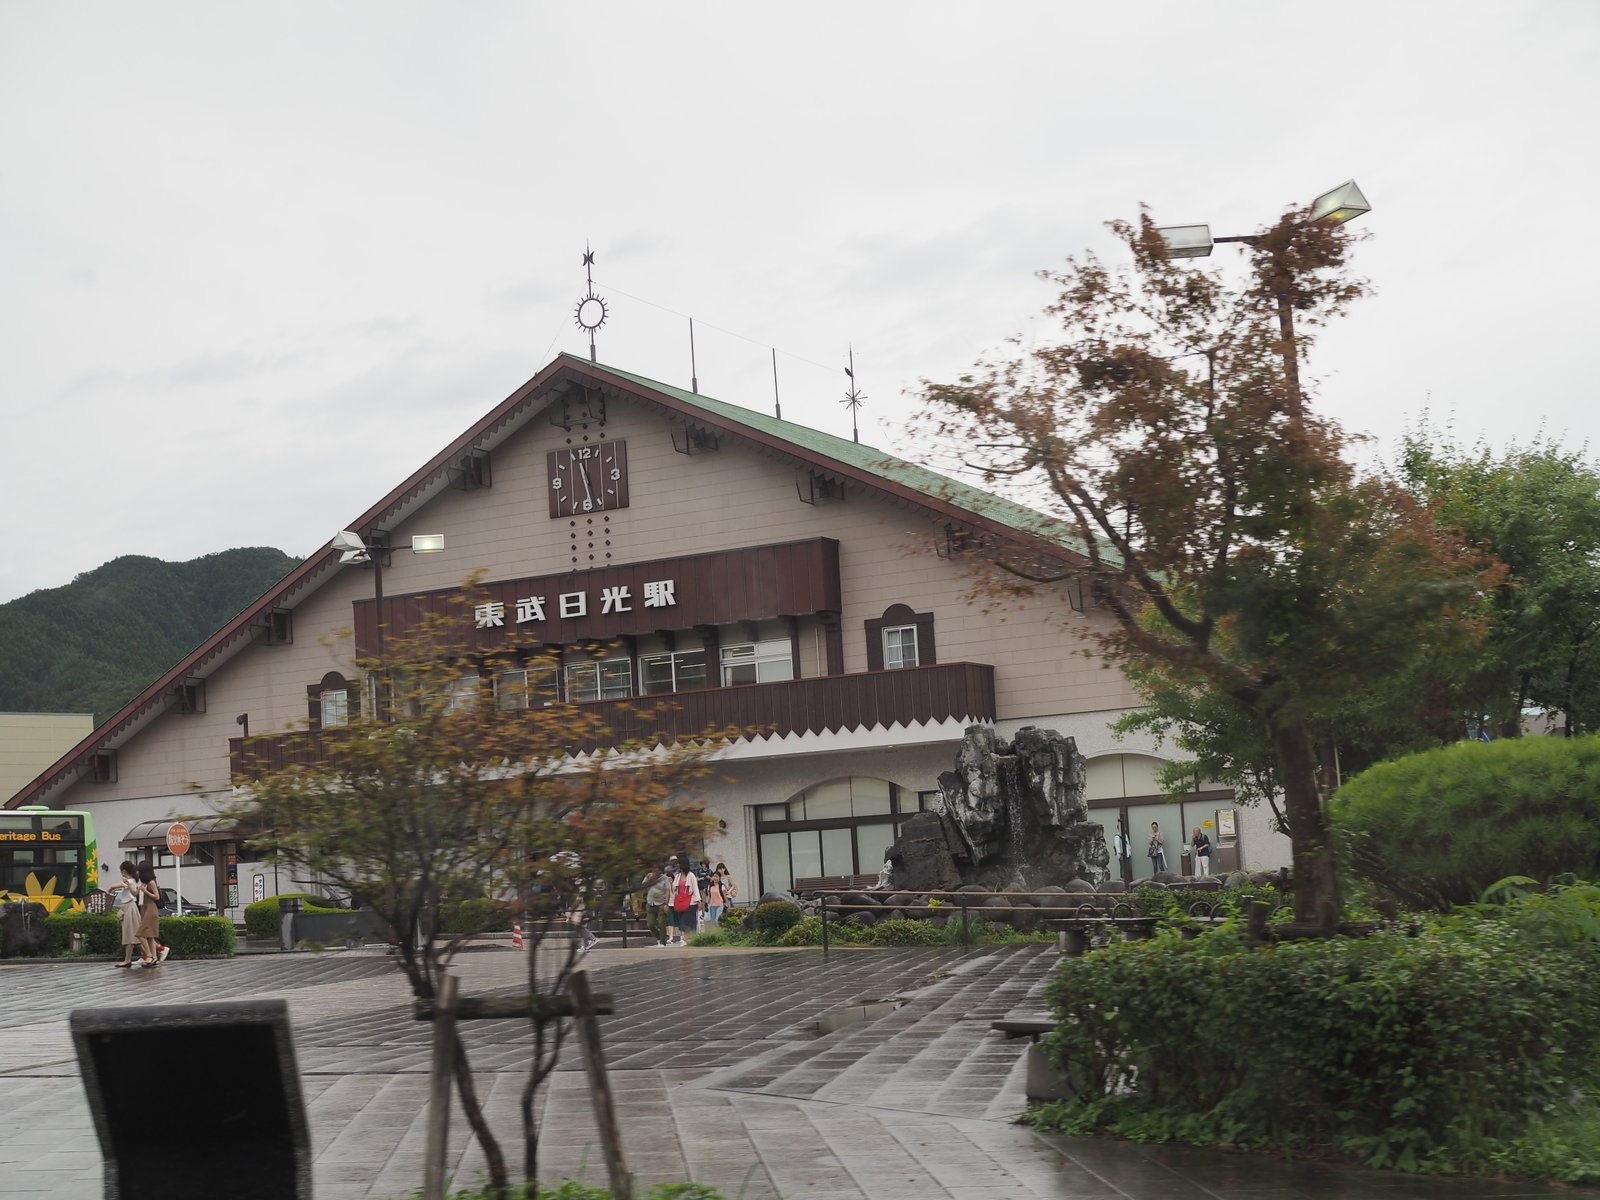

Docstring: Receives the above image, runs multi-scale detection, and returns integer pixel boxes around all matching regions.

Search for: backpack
[673,874,692,911]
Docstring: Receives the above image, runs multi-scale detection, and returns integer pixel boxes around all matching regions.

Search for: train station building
[6,355,1289,916]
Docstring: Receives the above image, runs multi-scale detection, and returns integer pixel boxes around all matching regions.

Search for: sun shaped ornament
[574,245,608,361]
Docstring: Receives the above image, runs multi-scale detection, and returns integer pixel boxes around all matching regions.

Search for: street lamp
[331,530,447,664]
[1155,178,1372,420]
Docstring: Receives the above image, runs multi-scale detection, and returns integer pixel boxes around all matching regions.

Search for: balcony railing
[230,662,995,778]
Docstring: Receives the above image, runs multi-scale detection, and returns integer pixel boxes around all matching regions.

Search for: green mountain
[0,548,303,724]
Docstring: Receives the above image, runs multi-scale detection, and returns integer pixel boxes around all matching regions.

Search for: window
[439,673,482,714]
[321,689,350,728]
[640,649,707,695]
[496,665,558,709]
[865,604,936,670]
[752,777,924,894]
[309,672,357,730]
[565,658,632,703]
[882,625,918,669]
[720,640,794,686]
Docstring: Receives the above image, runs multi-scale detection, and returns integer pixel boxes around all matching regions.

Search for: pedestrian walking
[135,862,168,966]
[644,863,672,946]
[111,862,142,968]
[1191,826,1213,877]
[705,869,726,927]
[667,859,699,946]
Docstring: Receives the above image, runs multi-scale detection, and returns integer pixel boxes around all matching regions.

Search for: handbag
[672,875,691,912]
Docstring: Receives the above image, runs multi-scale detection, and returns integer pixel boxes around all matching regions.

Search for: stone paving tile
[6,944,1600,1199]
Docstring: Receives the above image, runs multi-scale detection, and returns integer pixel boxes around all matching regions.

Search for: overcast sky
[2,2,1595,603]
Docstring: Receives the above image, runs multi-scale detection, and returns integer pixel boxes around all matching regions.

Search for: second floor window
[721,639,794,686]
[882,625,919,669]
[640,649,707,695]
[565,659,632,703]
[495,666,558,709]
[321,688,349,728]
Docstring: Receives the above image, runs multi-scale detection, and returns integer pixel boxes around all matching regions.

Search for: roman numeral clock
[548,441,629,517]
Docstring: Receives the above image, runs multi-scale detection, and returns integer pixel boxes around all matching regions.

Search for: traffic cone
[511,921,524,951]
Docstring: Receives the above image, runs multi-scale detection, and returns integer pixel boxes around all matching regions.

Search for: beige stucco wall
[1,712,94,805]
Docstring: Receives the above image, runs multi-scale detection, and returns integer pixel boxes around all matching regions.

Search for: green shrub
[717,908,746,931]
[867,918,945,946]
[751,899,802,941]
[1035,891,1600,1175]
[44,912,122,955]
[437,898,513,935]
[158,916,236,957]
[243,892,342,939]
[1333,734,1600,909]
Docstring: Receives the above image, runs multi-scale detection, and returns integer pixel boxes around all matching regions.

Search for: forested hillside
[0,547,302,724]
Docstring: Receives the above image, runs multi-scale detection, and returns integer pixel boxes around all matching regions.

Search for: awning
[119,816,239,848]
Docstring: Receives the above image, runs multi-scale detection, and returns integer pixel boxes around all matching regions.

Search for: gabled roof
[7,354,1083,809]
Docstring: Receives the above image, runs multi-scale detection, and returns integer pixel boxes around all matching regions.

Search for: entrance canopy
[119,816,237,849]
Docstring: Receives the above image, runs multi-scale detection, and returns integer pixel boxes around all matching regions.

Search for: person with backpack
[666,859,699,946]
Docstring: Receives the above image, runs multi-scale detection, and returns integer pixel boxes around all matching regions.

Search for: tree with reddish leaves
[920,209,1499,929]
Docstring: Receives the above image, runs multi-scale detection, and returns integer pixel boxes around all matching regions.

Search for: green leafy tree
[223,585,721,1197]
[1401,430,1600,738]
[920,210,1497,928]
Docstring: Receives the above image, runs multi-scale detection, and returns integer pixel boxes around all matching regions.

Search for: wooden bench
[793,874,883,893]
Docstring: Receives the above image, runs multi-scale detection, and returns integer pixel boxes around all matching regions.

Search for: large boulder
[884,811,963,893]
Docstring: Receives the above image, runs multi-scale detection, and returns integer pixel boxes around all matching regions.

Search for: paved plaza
[1,942,1593,1199]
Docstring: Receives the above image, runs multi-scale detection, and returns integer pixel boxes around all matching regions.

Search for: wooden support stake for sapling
[569,969,632,1200]
[423,973,460,1200]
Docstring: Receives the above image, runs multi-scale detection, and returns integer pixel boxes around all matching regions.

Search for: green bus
[0,806,98,914]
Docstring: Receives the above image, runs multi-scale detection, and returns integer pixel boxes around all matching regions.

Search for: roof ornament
[842,346,866,444]
[574,245,608,363]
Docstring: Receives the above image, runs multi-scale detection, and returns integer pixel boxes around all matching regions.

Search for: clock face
[548,441,629,517]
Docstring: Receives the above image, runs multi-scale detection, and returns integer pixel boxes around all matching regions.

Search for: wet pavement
[1,942,1593,1199]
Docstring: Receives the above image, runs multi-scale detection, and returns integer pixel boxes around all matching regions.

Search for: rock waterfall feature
[885,726,1109,892]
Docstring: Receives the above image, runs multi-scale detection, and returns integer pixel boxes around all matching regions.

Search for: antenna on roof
[689,318,699,394]
[772,348,782,420]
[842,346,866,443]
[574,244,608,363]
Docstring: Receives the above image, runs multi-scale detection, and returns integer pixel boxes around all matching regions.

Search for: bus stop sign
[166,823,191,857]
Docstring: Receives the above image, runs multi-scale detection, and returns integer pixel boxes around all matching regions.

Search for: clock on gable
[548,441,630,517]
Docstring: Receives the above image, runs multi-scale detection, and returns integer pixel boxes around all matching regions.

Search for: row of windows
[317,626,923,726]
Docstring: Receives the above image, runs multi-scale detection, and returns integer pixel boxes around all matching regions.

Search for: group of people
[110,860,169,969]
[1145,822,1213,877]
[642,856,735,947]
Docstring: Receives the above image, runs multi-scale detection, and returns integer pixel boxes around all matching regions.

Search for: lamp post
[1156,179,1371,422]
[332,530,447,667]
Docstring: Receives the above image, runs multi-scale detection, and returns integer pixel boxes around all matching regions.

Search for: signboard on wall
[252,874,266,903]
[1216,809,1237,838]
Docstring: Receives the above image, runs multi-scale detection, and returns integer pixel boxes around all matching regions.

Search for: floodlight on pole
[332,529,387,663]
[1158,224,1215,259]
[1307,179,1371,225]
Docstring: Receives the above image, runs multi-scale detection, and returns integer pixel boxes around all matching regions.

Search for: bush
[867,918,945,946]
[159,916,237,957]
[718,908,746,932]
[1333,734,1600,908]
[437,898,513,935]
[40,913,235,957]
[751,900,802,941]
[243,892,342,939]
[44,912,121,955]
[1035,890,1600,1176]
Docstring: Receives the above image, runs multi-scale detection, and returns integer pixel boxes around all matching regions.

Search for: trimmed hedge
[1036,886,1600,1175]
[43,913,236,957]
[243,893,342,939]
[1333,735,1600,908]
[751,900,802,941]
[437,899,513,935]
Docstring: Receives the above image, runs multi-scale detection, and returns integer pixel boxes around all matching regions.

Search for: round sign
[166,822,191,857]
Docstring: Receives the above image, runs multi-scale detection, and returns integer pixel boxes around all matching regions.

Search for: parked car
[157,888,214,917]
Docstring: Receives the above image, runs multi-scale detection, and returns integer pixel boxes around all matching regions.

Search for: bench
[793,874,883,893]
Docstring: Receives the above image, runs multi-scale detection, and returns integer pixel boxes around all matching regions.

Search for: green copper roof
[573,355,1088,558]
